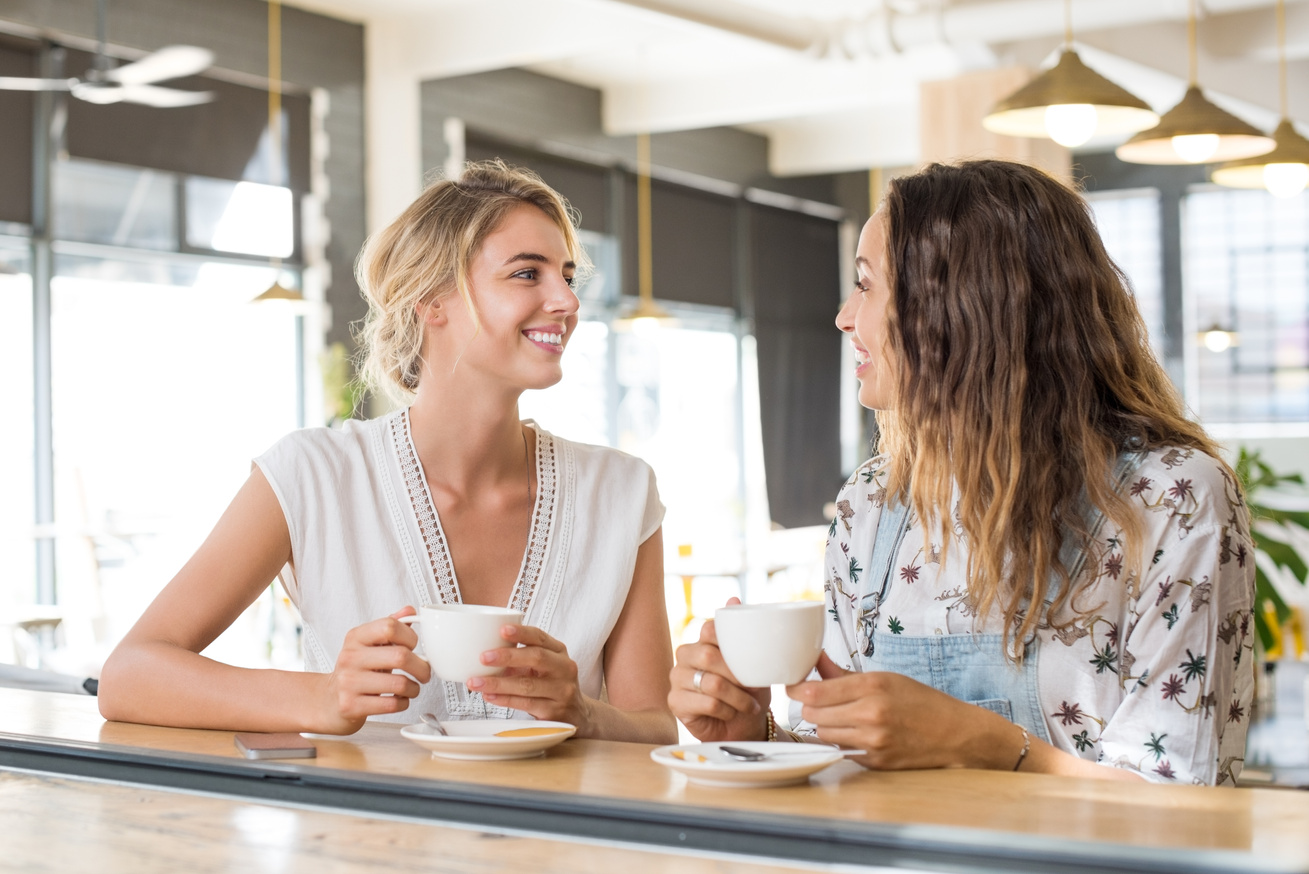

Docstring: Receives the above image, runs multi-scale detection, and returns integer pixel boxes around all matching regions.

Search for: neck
[407,372,529,497]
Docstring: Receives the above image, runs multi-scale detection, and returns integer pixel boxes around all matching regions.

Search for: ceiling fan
[0,0,214,108]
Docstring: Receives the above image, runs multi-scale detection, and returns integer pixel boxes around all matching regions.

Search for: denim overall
[854,449,1147,742]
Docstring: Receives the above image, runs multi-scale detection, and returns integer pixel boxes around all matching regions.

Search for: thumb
[391,605,417,619]
[726,596,741,607]
[815,651,849,680]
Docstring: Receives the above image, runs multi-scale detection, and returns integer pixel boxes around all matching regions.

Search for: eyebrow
[503,252,577,270]
[854,256,870,268]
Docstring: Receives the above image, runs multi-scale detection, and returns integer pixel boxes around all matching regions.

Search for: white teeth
[853,346,871,365]
[527,331,562,345]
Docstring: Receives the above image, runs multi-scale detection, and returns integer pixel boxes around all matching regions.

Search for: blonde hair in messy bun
[354,159,586,404]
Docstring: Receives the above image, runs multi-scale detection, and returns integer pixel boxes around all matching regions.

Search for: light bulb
[1202,329,1233,353]
[1263,162,1309,199]
[1171,134,1220,163]
[1044,104,1098,147]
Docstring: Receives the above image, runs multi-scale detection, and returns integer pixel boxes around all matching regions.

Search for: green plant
[1234,448,1309,652]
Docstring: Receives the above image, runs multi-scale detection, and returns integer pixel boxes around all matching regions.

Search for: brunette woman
[671,160,1255,785]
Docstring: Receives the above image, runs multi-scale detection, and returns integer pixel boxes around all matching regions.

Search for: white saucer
[651,741,846,788]
[401,719,576,761]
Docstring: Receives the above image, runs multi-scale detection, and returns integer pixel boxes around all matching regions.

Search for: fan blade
[117,84,214,108]
[0,77,75,91]
[107,45,213,85]
[70,81,124,104]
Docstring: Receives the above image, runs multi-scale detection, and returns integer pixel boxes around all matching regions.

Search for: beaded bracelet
[765,709,777,742]
[1012,725,1031,771]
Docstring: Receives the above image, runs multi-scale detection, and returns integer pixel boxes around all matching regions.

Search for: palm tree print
[1227,700,1245,723]
[1130,477,1152,497]
[1162,603,1180,629]
[899,564,920,583]
[1179,649,1206,682]
[1104,554,1123,579]
[1161,674,1186,701]
[1168,479,1194,501]
[1072,730,1094,752]
[848,556,862,587]
[887,616,904,634]
[1089,642,1118,674]
[1154,760,1176,780]
[1052,701,1085,726]
[1144,733,1167,760]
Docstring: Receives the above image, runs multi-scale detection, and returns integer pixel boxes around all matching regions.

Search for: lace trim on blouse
[389,409,557,718]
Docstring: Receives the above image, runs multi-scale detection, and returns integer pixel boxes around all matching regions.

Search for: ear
[416,297,446,327]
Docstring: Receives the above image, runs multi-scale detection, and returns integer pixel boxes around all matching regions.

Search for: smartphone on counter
[234,732,317,760]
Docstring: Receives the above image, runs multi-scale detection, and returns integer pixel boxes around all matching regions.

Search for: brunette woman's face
[836,211,895,410]
[439,204,580,391]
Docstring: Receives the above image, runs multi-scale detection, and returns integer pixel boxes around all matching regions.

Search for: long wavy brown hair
[876,160,1229,659]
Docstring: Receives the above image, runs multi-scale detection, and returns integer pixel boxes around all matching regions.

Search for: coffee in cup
[713,601,825,687]
[400,604,524,683]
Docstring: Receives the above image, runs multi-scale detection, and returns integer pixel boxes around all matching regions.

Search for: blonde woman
[671,160,1255,785]
[100,161,676,742]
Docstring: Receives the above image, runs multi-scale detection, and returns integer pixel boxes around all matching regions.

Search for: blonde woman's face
[447,204,580,390]
[836,211,895,410]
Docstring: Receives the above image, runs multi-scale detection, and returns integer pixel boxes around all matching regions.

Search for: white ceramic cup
[399,605,524,683]
[713,601,825,687]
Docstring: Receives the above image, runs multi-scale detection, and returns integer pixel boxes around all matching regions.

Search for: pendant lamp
[1212,0,1309,198]
[252,0,303,304]
[614,132,675,333]
[1116,0,1274,165]
[982,0,1157,148]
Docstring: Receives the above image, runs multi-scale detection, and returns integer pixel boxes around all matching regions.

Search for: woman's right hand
[317,606,432,734]
[668,599,770,742]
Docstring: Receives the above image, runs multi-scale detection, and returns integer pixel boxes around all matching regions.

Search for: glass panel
[1086,188,1165,356]
[50,254,301,668]
[1184,187,1309,424]
[52,159,176,250]
[0,242,35,641]
[186,176,294,259]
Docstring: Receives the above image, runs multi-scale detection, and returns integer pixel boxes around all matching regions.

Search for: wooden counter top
[2,688,1307,873]
[0,770,824,874]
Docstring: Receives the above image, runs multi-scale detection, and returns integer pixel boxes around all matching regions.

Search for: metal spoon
[419,712,449,736]
[718,744,865,761]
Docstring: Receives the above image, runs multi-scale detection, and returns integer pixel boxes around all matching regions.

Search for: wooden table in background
[2,688,1307,873]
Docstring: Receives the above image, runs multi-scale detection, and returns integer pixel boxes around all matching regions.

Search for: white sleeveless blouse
[255,409,664,724]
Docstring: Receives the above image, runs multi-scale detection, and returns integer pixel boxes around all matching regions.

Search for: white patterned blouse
[801,446,1256,786]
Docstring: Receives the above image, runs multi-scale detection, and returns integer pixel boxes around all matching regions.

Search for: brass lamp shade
[613,295,676,331]
[1211,119,1309,189]
[1115,86,1275,164]
[982,50,1158,139]
[252,280,304,303]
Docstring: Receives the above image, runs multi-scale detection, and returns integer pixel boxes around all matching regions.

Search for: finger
[725,596,741,607]
[801,695,886,731]
[341,669,423,700]
[815,651,849,680]
[484,644,570,677]
[348,616,419,650]
[342,643,431,682]
[789,672,876,708]
[474,673,569,703]
[697,618,720,647]
[390,605,417,619]
[501,624,565,652]
[667,687,749,725]
[682,667,761,715]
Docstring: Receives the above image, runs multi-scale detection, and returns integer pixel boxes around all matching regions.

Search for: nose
[835,292,856,334]
[546,274,580,316]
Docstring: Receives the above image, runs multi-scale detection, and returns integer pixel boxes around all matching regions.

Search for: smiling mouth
[525,330,564,349]
[852,345,871,367]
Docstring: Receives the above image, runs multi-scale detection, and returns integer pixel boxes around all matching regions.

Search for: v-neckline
[390,408,556,616]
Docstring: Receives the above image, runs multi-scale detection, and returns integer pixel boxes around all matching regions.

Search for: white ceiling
[285,0,1309,176]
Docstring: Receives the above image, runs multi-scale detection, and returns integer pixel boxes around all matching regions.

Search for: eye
[511,268,538,281]
[565,275,576,288]
[853,279,869,295]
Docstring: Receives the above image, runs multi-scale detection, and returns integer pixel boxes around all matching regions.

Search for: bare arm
[98,467,430,734]
[473,527,677,743]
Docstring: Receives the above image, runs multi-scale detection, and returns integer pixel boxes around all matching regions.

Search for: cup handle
[396,614,425,658]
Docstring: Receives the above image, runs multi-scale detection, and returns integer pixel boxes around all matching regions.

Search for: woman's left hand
[467,624,594,733]
[787,653,1021,771]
